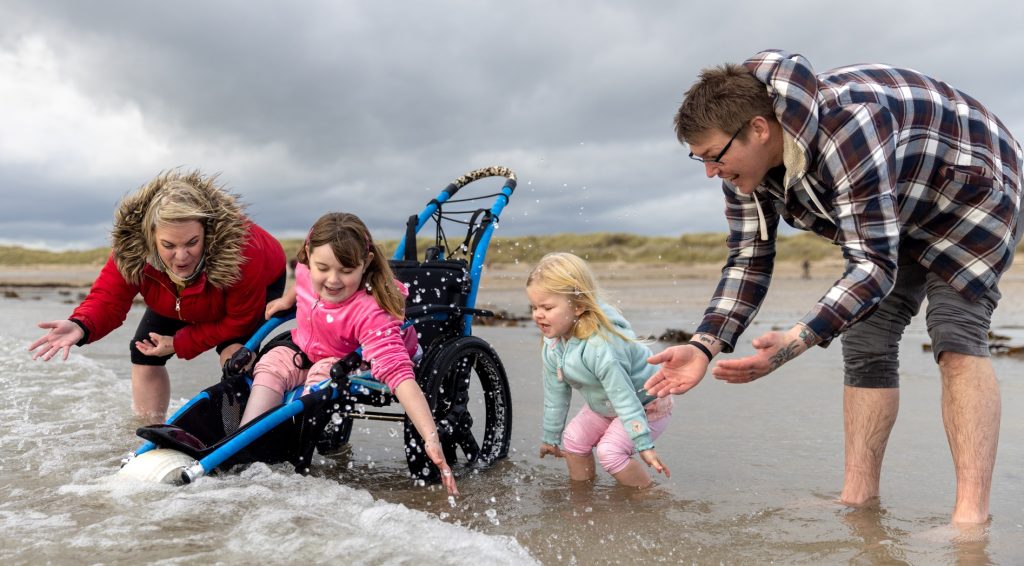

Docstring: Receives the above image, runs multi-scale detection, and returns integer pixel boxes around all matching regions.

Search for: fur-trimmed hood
[111,170,248,288]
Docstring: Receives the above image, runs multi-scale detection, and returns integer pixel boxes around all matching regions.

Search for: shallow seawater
[2,275,1022,564]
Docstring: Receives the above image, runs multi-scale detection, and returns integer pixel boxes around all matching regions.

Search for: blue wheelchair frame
[127,166,517,484]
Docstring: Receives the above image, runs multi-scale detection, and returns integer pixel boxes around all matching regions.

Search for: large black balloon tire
[404,335,512,482]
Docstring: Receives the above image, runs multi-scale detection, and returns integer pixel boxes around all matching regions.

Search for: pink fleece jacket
[290,263,417,391]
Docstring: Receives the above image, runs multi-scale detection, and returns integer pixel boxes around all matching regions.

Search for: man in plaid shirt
[645,50,1022,524]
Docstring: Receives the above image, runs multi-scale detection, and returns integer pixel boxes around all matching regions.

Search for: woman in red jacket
[29,170,287,423]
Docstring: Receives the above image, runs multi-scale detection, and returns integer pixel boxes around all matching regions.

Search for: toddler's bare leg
[563,450,596,481]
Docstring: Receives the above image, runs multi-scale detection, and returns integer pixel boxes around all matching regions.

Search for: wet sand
[4,259,1024,563]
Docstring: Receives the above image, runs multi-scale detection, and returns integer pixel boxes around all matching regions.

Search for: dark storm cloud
[1,1,1022,249]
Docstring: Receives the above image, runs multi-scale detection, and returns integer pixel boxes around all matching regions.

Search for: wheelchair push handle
[444,165,517,198]
[399,166,517,263]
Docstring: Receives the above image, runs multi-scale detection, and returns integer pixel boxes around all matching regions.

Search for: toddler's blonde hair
[526,252,629,342]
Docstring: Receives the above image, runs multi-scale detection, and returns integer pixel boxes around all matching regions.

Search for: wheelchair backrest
[390,259,471,351]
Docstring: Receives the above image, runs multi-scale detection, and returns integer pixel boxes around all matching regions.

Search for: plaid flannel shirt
[696,50,1023,350]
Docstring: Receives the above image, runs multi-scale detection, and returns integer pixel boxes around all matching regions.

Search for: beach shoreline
[5,256,1022,297]
[0,265,107,287]
[0,259,842,287]
[4,256,1023,564]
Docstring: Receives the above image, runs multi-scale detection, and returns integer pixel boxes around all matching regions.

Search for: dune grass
[6,232,1024,267]
[0,245,112,266]
[1,232,847,266]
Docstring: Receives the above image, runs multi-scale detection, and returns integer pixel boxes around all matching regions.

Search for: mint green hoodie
[541,302,660,451]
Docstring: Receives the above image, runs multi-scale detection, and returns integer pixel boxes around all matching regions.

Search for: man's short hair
[674,63,775,144]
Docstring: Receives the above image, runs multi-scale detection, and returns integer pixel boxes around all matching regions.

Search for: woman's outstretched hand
[644,344,711,397]
[29,320,84,361]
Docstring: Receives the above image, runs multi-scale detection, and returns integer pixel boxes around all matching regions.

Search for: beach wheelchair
[120,166,516,486]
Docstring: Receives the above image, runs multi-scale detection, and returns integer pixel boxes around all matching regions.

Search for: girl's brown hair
[526,252,629,342]
[297,212,405,319]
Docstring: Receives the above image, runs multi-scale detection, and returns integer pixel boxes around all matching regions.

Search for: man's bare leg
[939,352,999,524]
[840,385,899,505]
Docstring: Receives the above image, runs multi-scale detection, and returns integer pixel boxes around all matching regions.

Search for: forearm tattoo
[769,341,801,371]
[797,326,818,348]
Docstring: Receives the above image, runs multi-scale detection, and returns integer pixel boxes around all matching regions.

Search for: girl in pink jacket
[239,212,457,494]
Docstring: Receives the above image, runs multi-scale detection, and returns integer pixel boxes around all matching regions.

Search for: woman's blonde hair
[297,212,405,319]
[526,252,629,341]
[142,178,214,261]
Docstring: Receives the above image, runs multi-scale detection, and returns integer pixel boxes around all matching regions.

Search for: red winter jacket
[72,222,285,359]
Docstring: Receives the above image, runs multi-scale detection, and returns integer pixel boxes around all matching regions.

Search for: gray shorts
[840,258,1001,388]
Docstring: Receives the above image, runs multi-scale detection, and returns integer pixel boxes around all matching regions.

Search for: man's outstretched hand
[712,324,815,383]
[644,344,711,397]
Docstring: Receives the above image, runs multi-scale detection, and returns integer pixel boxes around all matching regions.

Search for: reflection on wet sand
[915,521,994,566]
[841,505,912,565]
[3,267,1023,563]
[843,504,994,566]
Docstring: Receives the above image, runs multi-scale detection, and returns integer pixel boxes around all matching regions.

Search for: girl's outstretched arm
[393,380,460,495]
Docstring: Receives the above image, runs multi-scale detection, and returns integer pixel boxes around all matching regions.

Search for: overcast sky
[3,1,1023,250]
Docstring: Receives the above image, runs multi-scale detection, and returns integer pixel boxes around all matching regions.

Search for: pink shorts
[250,345,339,395]
[561,397,673,475]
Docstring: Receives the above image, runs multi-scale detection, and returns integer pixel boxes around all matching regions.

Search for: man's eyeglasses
[688,124,745,165]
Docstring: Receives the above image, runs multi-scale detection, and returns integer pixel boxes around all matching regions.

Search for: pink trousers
[251,345,338,395]
[561,397,673,475]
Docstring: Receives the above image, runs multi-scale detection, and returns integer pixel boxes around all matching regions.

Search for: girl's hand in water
[539,443,564,459]
[393,381,458,495]
[640,449,670,478]
[424,435,459,495]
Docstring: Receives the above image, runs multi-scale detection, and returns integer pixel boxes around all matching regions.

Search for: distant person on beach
[528,252,672,488]
[236,211,458,495]
[28,170,287,423]
[645,50,1022,524]
[801,259,811,279]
